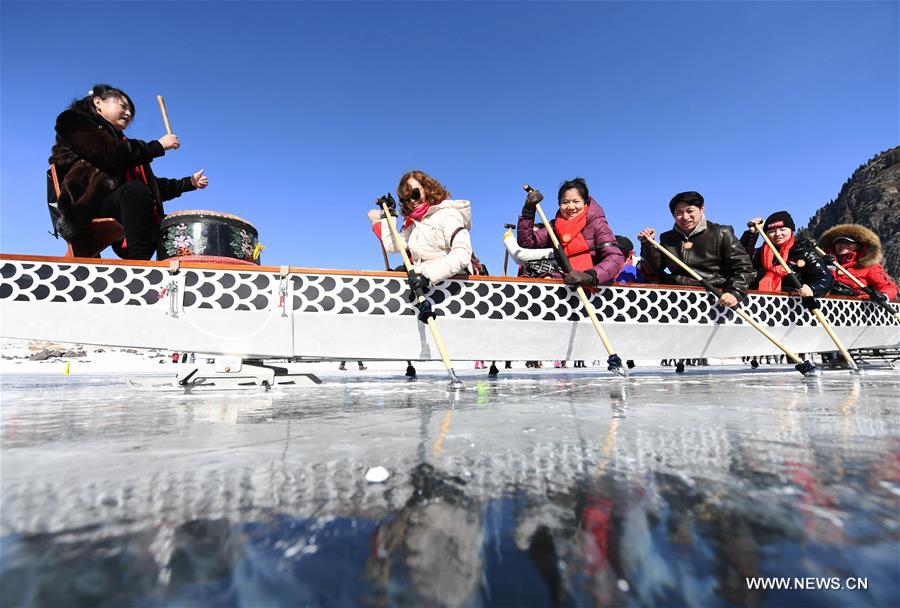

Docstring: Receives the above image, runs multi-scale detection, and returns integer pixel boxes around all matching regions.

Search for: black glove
[376,192,397,216]
[564,270,598,286]
[414,299,436,324]
[829,281,856,297]
[521,188,543,220]
[863,286,889,303]
[800,296,819,311]
[407,270,430,297]
[782,272,803,292]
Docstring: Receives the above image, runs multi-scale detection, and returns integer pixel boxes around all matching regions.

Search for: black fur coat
[48,109,194,241]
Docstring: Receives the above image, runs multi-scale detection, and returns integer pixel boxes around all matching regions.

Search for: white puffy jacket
[374,200,473,282]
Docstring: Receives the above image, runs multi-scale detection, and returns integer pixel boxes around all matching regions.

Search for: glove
[376,192,397,216]
[521,188,543,220]
[800,296,819,311]
[407,270,430,297]
[863,286,888,303]
[782,272,802,292]
[829,282,856,297]
[564,270,597,286]
[414,299,436,324]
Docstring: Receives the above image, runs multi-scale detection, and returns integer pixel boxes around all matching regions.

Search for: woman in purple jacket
[517,178,624,286]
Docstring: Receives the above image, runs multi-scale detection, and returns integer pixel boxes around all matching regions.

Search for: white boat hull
[2,255,898,361]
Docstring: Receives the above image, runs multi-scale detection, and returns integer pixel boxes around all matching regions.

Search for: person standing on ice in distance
[367,170,474,293]
[49,84,208,260]
[516,178,624,287]
[739,211,833,297]
[638,191,754,308]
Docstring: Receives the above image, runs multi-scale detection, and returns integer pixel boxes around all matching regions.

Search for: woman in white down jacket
[367,170,473,291]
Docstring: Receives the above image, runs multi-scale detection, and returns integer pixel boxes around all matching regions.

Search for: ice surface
[1,366,899,606]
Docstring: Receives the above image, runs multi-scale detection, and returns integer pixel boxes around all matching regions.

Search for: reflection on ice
[1,369,898,606]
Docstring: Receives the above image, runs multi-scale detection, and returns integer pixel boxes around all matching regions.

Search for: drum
[158,210,261,265]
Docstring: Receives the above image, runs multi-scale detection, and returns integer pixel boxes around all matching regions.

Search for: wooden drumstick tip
[157,95,172,135]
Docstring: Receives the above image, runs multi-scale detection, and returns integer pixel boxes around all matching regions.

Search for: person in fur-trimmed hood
[49,84,208,259]
[820,224,898,302]
[739,211,833,297]
[368,170,474,288]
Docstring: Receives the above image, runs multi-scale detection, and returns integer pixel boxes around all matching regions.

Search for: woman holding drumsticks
[49,84,208,259]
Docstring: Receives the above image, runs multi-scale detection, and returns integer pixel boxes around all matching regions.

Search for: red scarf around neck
[554,206,593,272]
[757,235,795,292]
[402,201,431,230]
[836,250,859,268]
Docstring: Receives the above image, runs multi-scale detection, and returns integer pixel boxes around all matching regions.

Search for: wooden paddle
[641,235,820,376]
[375,233,417,378]
[814,244,900,324]
[752,221,859,373]
[378,198,463,390]
[524,185,627,377]
[156,95,173,135]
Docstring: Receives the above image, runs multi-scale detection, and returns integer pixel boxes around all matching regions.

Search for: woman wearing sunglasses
[368,170,473,291]
[517,178,624,286]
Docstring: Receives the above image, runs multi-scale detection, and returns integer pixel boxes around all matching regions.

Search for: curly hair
[397,170,452,215]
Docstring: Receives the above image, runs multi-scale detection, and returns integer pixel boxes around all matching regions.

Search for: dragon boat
[2,254,898,372]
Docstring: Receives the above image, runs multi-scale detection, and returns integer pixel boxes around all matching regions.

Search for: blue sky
[2,1,897,272]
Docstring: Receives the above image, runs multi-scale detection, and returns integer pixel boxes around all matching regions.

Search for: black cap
[615,235,633,255]
[763,211,795,232]
[833,235,857,244]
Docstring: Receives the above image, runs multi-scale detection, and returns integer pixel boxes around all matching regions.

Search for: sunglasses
[400,188,421,206]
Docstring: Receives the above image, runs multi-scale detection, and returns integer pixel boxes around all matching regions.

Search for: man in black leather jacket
[739,211,833,297]
[637,191,755,308]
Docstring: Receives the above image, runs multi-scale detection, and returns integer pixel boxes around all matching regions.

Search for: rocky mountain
[804,146,900,280]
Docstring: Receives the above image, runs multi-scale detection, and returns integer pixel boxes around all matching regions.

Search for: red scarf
[402,201,430,230]
[554,206,593,272]
[836,250,859,268]
[757,235,795,291]
[118,137,161,251]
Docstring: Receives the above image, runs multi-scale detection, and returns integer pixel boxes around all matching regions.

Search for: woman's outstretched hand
[191,169,208,189]
[159,133,180,150]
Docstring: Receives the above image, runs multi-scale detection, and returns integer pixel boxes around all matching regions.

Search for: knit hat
[615,235,634,256]
[763,211,795,232]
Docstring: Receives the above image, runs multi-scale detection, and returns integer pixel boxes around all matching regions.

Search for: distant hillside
[804,146,900,280]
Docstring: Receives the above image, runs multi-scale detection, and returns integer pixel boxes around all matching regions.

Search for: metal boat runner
[1,254,898,361]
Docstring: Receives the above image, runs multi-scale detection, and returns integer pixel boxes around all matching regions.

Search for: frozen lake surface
[1,366,899,607]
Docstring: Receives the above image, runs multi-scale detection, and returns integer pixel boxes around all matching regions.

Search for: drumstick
[156,95,172,135]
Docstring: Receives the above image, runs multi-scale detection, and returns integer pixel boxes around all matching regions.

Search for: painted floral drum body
[158,210,260,265]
